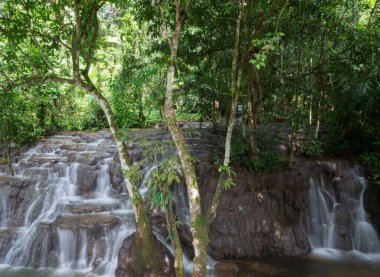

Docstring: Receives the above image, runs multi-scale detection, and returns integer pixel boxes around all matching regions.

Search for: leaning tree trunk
[80,75,159,264]
[160,1,208,276]
[368,0,380,28]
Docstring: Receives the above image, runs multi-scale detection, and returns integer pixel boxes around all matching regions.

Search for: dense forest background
[0,0,379,178]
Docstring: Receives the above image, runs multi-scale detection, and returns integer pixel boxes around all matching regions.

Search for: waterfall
[0,130,217,276]
[304,163,380,262]
[0,131,142,276]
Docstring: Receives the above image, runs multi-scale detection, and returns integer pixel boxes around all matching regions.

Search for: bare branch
[275,0,288,34]
[3,73,76,92]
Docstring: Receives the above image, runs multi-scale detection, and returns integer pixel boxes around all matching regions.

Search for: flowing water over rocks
[0,129,219,276]
[303,162,380,264]
[0,131,136,276]
[0,129,380,276]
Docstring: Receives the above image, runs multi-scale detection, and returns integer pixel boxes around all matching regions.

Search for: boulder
[76,164,97,195]
[115,232,175,277]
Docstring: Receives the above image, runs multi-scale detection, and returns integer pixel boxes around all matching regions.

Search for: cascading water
[0,130,216,277]
[304,163,380,263]
[0,131,145,276]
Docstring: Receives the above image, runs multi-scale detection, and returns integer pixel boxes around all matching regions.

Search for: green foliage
[250,32,284,70]
[218,164,236,190]
[140,139,183,212]
[301,132,324,158]
[146,155,183,211]
[361,141,380,187]
[213,132,286,173]
[124,162,143,185]
[244,151,286,172]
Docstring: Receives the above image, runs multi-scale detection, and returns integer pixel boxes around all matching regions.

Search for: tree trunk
[79,74,158,264]
[247,63,258,159]
[160,1,208,276]
[5,124,14,176]
[166,207,184,277]
[206,0,244,227]
[163,59,207,277]
[368,0,380,28]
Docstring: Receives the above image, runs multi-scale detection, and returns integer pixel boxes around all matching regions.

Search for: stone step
[60,143,91,152]
[0,175,32,187]
[67,151,113,165]
[42,138,78,145]
[27,155,67,164]
[62,200,121,214]
[22,168,50,178]
[55,213,120,229]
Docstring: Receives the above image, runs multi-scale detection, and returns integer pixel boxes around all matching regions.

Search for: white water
[0,131,216,277]
[0,132,138,276]
[305,164,380,263]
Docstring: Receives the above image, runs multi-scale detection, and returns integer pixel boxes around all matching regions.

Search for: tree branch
[159,1,174,53]
[368,0,380,28]
[3,74,76,92]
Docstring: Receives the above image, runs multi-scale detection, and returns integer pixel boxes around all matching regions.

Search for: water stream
[304,164,380,264]
[0,132,143,276]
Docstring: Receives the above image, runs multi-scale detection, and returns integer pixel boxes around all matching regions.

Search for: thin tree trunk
[206,0,244,227]
[368,0,380,28]
[159,1,208,276]
[166,207,184,277]
[5,124,14,176]
[6,146,14,176]
[247,63,258,159]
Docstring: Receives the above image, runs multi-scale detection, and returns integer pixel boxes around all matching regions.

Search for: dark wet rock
[201,164,311,259]
[110,161,126,193]
[76,164,98,195]
[28,223,58,268]
[68,152,112,166]
[88,238,107,269]
[115,232,175,277]
[0,177,34,227]
[364,184,380,234]
[0,228,16,257]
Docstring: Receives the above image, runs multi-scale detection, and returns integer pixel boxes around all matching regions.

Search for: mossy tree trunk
[3,0,159,267]
[159,1,208,276]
